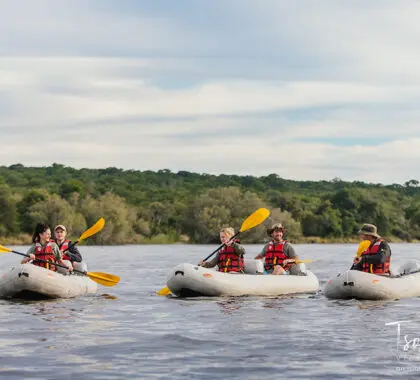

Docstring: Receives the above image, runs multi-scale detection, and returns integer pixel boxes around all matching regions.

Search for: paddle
[201,207,270,263]
[157,207,271,296]
[157,286,172,296]
[66,217,105,251]
[0,244,120,287]
[356,240,370,258]
[350,240,371,269]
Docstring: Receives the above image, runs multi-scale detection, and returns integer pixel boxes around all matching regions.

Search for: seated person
[200,227,246,273]
[53,224,87,274]
[22,223,71,272]
[352,224,391,276]
[254,223,302,275]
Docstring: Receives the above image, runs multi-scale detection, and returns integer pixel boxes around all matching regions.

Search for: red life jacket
[34,242,56,271]
[57,240,71,261]
[217,241,244,273]
[264,240,290,272]
[361,238,390,275]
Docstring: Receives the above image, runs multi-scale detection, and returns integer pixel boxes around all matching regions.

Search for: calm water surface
[1,243,420,379]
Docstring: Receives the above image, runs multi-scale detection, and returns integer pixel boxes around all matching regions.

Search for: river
[0,243,419,379]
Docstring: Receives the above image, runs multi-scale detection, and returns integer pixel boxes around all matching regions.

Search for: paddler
[21,223,71,272]
[352,224,391,276]
[254,223,306,275]
[53,224,87,274]
[200,227,246,273]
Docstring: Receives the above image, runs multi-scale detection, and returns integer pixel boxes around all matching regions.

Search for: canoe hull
[325,269,420,300]
[166,262,319,297]
[0,264,98,299]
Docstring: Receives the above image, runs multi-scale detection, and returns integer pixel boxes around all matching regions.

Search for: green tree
[26,194,86,237]
[0,184,19,236]
[18,189,50,233]
[59,179,85,199]
[184,187,300,243]
[80,192,138,244]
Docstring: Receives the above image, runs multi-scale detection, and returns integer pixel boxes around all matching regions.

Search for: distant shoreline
[2,237,416,246]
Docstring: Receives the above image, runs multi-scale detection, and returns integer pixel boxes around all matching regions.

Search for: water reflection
[100,293,118,300]
[260,296,293,309]
[24,299,81,322]
[327,298,396,310]
[216,298,245,314]
[356,300,396,309]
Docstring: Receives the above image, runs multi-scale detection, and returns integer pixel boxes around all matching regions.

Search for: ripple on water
[0,244,419,379]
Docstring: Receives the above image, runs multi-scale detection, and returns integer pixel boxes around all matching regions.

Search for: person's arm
[21,244,36,263]
[232,242,245,257]
[362,242,391,265]
[53,244,73,272]
[52,244,74,270]
[52,244,63,261]
[65,243,82,262]
[283,242,299,265]
[255,244,268,259]
[200,253,219,268]
[352,260,363,271]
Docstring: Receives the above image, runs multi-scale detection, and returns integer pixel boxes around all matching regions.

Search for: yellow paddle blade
[79,218,105,242]
[295,260,313,264]
[0,244,12,253]
[86,271,120,287]
[356,240,371,258]
[157,286,171,296]
[239,208,270,233]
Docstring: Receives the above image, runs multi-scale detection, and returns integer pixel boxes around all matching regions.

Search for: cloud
[2,56,419,126]
[0,1,420,184]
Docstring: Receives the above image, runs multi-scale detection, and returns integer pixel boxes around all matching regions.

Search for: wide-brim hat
[267,223,285,236]
[358,223,379,238]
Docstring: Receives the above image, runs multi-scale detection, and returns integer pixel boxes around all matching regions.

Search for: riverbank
[1,234,417,245]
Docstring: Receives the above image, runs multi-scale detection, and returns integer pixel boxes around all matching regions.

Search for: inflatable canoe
[0,264,98,299]
[324,261,420,300]
[166,260,319,297]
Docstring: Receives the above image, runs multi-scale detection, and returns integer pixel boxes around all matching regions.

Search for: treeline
[0,163,420,244]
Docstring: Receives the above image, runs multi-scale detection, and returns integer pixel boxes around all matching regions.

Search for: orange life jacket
[217,242,244,273]
[264,241,290,272]
[34,242,56,271]
[361,238,390,275]
[56,239,71,261]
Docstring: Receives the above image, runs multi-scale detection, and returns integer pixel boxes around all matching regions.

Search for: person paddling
[200,227,246,273]
[352,224,391,276]
[53,224,87,274]
[21,223,72,272]
[255,223,305,275]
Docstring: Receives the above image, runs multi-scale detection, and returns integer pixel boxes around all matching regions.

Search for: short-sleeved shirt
[260,240,297,259]
[27,242,62,261]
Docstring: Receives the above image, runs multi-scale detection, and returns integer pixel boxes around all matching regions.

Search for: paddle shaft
[15,250,86,275]
[60,217,105,254]
[65,240,80,253]
[201,231,240,263]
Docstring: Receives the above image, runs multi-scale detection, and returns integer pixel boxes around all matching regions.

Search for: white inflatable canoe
[324,261,420,300]
[166,259,319,297]
[0,264,98,299]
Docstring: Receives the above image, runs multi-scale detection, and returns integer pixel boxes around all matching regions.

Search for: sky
[1,0,420,184]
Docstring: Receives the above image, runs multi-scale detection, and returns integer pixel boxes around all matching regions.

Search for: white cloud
[0,2,420,184]
[2,57,420,128]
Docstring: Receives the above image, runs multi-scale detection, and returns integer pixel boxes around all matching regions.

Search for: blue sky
[1,0,420,184]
